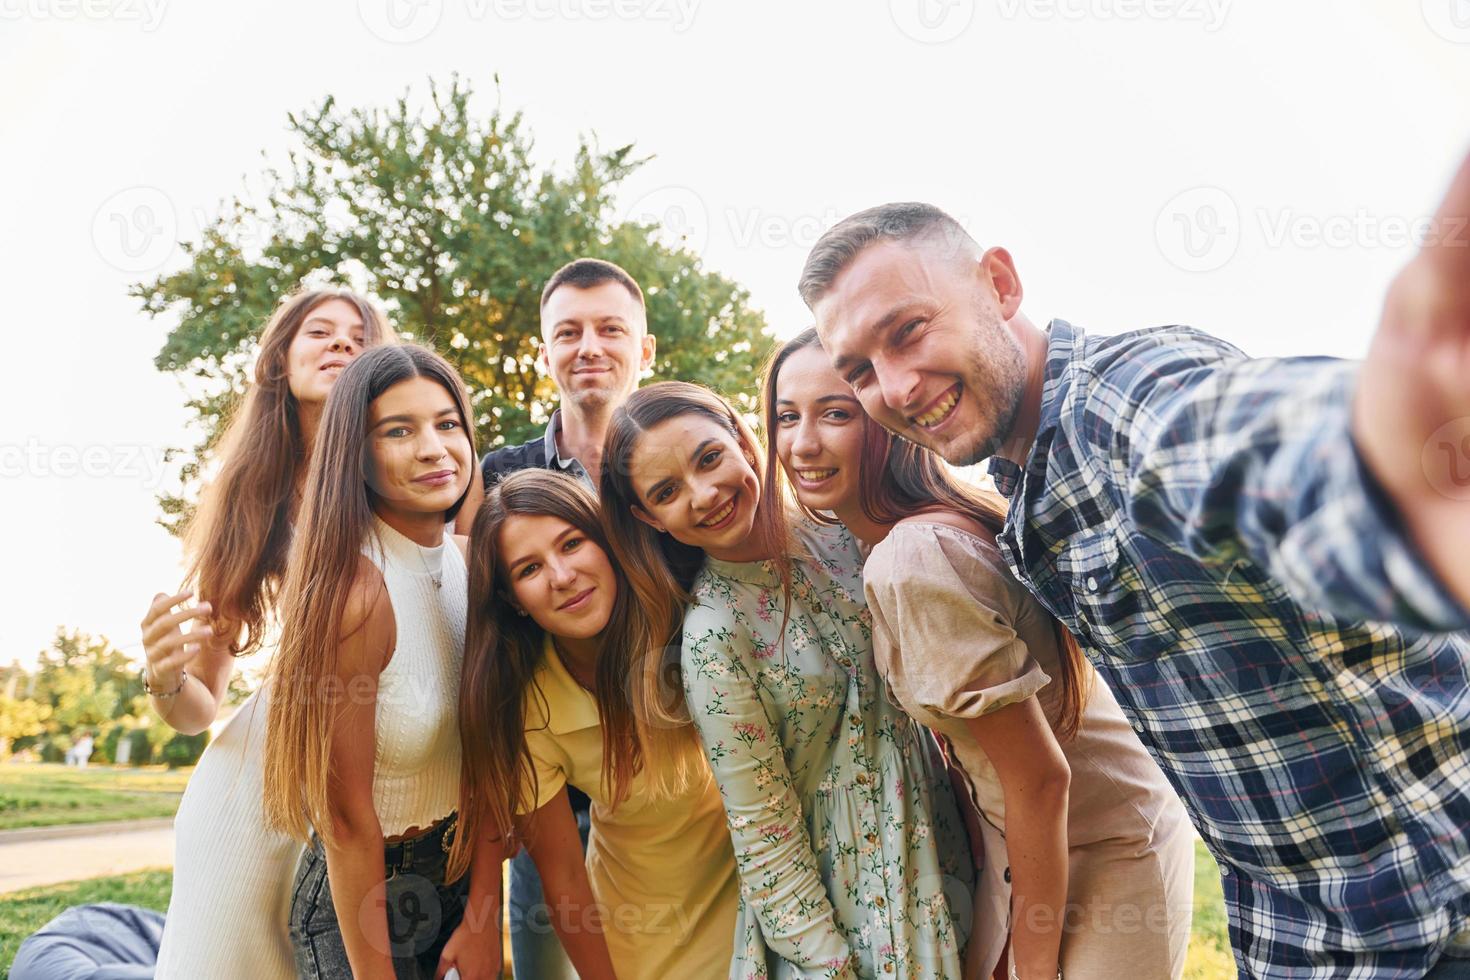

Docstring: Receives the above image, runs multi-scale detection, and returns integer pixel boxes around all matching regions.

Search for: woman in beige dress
[763,330,1195,980]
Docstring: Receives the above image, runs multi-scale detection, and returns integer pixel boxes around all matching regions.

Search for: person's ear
[980,246,1024,320]
[639,330,657,372]
[631,504,666,534]
[537,341,552,374]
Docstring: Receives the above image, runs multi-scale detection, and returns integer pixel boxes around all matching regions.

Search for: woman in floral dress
[600,380,974,980]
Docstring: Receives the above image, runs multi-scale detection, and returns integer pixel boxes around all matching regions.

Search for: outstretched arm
[1353,147,1470,617]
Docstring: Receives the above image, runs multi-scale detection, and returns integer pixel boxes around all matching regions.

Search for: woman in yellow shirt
[443,469,740,979]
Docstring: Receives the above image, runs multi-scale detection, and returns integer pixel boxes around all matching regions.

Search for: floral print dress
[681,521,974,979]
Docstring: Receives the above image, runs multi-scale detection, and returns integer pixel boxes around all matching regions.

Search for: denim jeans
[508,793,592,980]
[289,813,469,980]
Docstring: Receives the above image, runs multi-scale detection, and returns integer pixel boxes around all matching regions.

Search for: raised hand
[1354,147,1470,615]
[139,590,213,692]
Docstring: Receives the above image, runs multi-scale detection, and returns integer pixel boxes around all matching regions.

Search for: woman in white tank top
[145,288,395,980]
[262,344,477,980]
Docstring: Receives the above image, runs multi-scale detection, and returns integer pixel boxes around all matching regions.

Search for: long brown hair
[263,344,475,844]
[599,381,794,778]
[450,470,649,882]
[184,287,394,655]
[762,328,1091,740]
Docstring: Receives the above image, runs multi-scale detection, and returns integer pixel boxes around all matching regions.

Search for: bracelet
[1010,970,1062,980]
[142,666,188,698]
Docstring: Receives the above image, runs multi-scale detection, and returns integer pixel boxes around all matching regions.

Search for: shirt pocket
[1055,526,1176,664]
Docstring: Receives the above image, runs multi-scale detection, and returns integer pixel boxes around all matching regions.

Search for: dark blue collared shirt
[989,320,1470,978]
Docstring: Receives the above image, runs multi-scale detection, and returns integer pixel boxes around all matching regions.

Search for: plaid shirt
[989,320,1470,978]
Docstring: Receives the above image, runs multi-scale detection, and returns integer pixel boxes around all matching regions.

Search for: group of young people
[134,154,1470,980]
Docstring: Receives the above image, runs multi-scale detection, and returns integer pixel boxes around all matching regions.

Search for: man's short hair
[798,203,973,308]
[540,258,645,310]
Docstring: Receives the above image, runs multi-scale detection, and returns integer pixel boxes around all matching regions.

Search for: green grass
[0,869,172,978]
[1184,839,1236,980]
[0,763,190,831]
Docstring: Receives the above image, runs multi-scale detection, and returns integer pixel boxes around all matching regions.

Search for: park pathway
[0,819,174,894]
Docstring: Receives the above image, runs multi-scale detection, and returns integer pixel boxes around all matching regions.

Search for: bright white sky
[2,0,1468,672]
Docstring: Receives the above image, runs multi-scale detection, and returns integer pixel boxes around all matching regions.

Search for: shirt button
[1220,865,1232,876]
[1132,720,1145,734]
[1086,575,1100,593]
[856,772,870,786]
[1003,866,1011,884]
[849,714,861,727]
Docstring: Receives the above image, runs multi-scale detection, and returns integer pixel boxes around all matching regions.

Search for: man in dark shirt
[482,257,655,489]
[482,257,656,979]
[799,153,1470,978]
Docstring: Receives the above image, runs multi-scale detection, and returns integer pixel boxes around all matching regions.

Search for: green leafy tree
[0,694,50,759]
[135,75,772,532]
[24,628,144,739]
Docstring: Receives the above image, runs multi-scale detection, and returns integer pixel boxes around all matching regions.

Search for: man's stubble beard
[945,315,1027,467]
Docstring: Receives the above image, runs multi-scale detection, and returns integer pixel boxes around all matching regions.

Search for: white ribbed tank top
[362,516,466,836]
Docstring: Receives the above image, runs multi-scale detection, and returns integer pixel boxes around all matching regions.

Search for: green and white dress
[682,521,973,979]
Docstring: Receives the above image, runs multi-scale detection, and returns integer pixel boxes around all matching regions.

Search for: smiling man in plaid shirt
[798,154,1470,978]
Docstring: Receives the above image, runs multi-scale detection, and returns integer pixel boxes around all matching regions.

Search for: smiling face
[813,239,1027,466]
[627,413,762,560]
[366,375,473,518]
[772,344,867,516]
[540,281,656,413]
[499,512,617,642]
[286,298,369,406]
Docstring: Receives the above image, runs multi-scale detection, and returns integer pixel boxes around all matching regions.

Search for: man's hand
[1354,147,1470,614]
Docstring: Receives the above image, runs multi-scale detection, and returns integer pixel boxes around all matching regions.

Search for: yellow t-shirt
[521,638,739,979]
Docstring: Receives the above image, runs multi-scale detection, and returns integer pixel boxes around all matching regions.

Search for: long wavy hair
[763,328,1092,739]
[183,287,394,656]
[262,344,475,844]
[599,381,793,780]
[449,470,652,881]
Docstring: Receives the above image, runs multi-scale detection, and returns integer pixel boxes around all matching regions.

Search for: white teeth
[701,498,736,527]
[912,387,959,427]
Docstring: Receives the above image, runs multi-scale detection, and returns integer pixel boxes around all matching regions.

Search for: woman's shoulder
[866,517,1016,605]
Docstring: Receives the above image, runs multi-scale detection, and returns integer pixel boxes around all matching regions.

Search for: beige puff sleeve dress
[864,520,1196,980]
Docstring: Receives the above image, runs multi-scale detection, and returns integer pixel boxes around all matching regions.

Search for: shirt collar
[543,410,594,488]
[532,634,601,736]
[987,318,1081,500]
